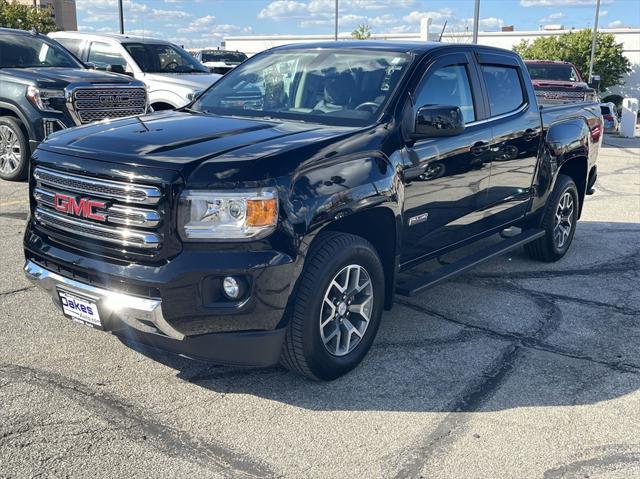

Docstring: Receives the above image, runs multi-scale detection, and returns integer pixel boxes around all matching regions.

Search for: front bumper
[24,260,285,367]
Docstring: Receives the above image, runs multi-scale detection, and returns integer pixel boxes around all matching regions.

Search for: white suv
[50,32,221,110]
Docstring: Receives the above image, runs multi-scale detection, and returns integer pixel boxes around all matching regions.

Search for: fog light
[222,276,240,299]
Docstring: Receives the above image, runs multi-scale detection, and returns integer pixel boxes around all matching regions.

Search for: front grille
[33,167,164,253]
[71,87,147,125]
[535,89,586,104]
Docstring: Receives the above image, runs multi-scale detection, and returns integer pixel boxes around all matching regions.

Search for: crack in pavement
[0,364,275,479]
[0,286,35,298]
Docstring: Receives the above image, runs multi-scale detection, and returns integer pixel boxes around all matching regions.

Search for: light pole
[588,0,601,82]
[334,0,338,41]
[118,0,124,34]
[472,0,480,44]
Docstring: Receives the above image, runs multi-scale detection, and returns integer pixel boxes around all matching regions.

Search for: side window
[414,64,476,123]
[481,65,525,116]
[56,38,84,58]
[88,42,129,71]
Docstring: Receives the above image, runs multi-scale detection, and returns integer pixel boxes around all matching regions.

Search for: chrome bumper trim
[24,260,184,340]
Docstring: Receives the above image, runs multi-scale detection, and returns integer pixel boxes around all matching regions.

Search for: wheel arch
[0,102,35,143]
[320,206,399,310]
[557,156,588,218]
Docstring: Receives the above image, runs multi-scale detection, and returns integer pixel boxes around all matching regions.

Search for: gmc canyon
[0,28,148,181]
[24,42,601,380]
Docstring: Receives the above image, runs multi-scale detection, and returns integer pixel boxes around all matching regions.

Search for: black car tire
[280,231,385,381]
[526,174,579,262]
[0,117,29,181]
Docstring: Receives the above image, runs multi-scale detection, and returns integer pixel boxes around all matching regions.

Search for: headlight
[26,86,66,112]
[178,188,278,240]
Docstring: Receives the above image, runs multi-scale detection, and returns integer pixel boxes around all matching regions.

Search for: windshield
[201,51,247,63]
[193,49,411,126]
[0,34,82,69]
[123,42,208,73]
[526,63,581,82]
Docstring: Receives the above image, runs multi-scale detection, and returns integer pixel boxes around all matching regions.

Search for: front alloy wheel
[0,118,29,181]
[320,264,374,357]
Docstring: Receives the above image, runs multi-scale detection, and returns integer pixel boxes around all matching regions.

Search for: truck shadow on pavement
[122,220,640,413]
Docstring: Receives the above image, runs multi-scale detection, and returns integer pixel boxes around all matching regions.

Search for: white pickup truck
[50,32,221,111]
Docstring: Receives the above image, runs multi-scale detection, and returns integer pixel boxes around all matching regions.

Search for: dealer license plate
[57,290,102,328]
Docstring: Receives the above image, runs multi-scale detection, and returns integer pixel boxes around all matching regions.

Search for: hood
[532,79,590,90]
[39,112,366,186]
[143,72,221,90]
[1,67,138,88]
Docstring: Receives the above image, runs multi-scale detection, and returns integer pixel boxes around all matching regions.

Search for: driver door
[401,52,493,265]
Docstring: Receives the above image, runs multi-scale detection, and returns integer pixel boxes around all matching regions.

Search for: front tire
[280,232,385,381]
[0,117,29,181]
[525,174,579,262]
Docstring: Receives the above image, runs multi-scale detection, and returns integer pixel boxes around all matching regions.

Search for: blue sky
[76,0,640,48]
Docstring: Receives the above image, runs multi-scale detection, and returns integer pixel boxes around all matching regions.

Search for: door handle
[471,141,490,156]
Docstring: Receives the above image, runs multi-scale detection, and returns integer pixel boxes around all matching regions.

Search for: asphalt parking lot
[1,134,639,479]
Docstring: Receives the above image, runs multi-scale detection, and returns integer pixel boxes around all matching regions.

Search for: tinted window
[414,64,475,123]
[88,42,129,71]
[201,51,248,63]
[482,65,525,116]
[56,37,84,58]
[526,63,580,82]
[123,42,208,73]
[0,34,81,68]
[600,105,611,115]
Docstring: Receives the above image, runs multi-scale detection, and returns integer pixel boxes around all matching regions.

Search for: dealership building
[224,26,640,100]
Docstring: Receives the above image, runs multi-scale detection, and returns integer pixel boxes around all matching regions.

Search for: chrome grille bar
[34,187,161,228]
[33,167,161,205]
[71,87,147,125]
[35,208,161,250]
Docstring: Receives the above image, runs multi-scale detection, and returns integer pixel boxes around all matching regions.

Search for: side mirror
[413,104,465,139]
[84,62,96,70]
[589,74,601,91]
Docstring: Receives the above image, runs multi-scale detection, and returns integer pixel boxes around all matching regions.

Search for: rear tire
[280,231,385,381]
[0,117,29,181]
[525,174,579,262]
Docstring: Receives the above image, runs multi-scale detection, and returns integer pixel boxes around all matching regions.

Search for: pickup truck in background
[193,49,248,75]
[0,28,148,181]
[525,60,598,105]
[49,32,221,111]
[24,42,601,380]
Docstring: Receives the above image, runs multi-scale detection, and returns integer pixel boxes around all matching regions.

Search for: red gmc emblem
[53,193,106,222]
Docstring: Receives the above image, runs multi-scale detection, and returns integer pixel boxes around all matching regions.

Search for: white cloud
[258,1,307,20]
[520,0,612,6]
[540,11,565,22]
[403,8,454,24]
[479,17,505,30]
[607,20,625,28]
[150,8,190,20]
[599,9,608,17]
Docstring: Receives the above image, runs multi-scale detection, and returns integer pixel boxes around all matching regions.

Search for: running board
[396,228,545,297]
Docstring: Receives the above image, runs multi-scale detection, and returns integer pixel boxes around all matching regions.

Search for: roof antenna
[438,21,447,42]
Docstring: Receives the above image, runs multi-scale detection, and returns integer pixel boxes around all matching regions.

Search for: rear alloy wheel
[280,231,385,381]
[525,174,579,262]
[0,118,29,181]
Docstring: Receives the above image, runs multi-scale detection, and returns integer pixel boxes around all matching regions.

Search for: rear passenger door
[476,51,542,224]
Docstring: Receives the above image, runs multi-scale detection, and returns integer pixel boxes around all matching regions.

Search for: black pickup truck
[0,28,147,181]
[24,42,601,380]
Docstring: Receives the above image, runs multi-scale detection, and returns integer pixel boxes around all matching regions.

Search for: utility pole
[472,0,480,44]
[588,0,601,82]
[334,0,338,41]
[118,0,124,34]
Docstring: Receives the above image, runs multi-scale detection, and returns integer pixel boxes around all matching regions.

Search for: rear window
[481,65,525,116]
[600,105,611,115]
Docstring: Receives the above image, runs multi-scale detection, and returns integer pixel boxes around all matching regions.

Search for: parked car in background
[525,60,597,105]
[24,42,601,380]
[49,32,221,111]
[0,28,147,181]
[194,49,248,75]
[600,102,619,133]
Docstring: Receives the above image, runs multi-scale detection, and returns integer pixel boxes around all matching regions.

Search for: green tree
[351,23,372,40]
[0,0,57,34]
[513,29,631,92]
